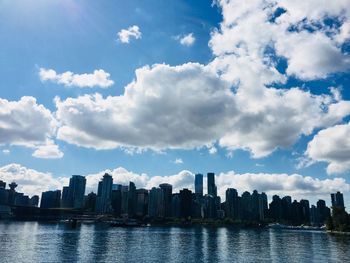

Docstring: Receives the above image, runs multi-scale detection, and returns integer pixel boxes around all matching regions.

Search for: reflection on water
[0,222,349,263]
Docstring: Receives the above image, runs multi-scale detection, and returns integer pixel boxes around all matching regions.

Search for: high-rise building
[136,189,148,217]
[95,173,113,214]
[159,183,172,218]
[317,199,330,224]
[121,185,129,215]
[195,174,203,197]
[225,188,239,219]
[179,188,192,218]
[207,172,217,197]
[128,182,137,217]
[148,187,162,218]
[331,192,345,209]
[69,175,86,209]
[84,192,97,212]
[300,199,310,224]
[40,190,61,209]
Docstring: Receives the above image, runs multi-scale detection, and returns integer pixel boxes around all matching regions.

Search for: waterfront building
[148,187,162,218]
[207,172,217,197]
[111,188,122,216]
[95,173,113,214]
[40,190,61,209]
[64,175,86,209]
[195,173,203,197]
[269,195,282,221]
[0,180,5,189]
[121,185,129,215]
[331,192,345,209]
[171,193,181,218]
[300,199,310,224]
[226,188,239,219]
[317,199,330,224]
[179,188,192,218]
[128,182,137,217]
[135,189,148,217]
[241,191,252,220]
[159,183,172,218]
[84,192,97,212]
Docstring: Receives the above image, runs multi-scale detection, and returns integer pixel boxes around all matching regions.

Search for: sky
[0,0,350,208]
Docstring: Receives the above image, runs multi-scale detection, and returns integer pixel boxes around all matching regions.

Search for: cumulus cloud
[306,123,350,174]
[32,140,64,159]
[211,0,350,80]
[117,25,142,43]
[2,149,10,154]
[39,68,114,88]
[0,163,67,197]
[175,33,196,46]
[55,63,236,150]
[0,96,63,158]
[0,96,57,147]
[53,62,350,157]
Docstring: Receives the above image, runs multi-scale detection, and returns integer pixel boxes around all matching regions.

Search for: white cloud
[55,63,236,150]
[2,149,10,154]
[39,68,114,88]
[173,158,183,164]
[0,163,67,197]
[117,25,142,43]
[0,96,57,147]
[211,0,350,80]
[176,33,196,46]
[32,140,64,159]
[54,62,350,157]
[306,123,350,174]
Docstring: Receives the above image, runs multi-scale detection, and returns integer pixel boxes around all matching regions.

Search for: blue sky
[1,0,350,207]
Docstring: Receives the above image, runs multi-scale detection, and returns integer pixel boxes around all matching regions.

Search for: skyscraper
[95,173,113,214]
[225,188,239,219]
[179,188,192,218]
[195,173,203,197]
[159,183,172,218]
[148,187,162,218]
[128,181,137,217]
[207,172,217,197]
[331,192,345,209]
[70,175,86,209]
[40,190,61,209]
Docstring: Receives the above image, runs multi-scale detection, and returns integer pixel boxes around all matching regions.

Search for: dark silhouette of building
[0,180,6,189]
[226,188,239,219]
[135,189,148,218]
[40,190,61,209]
[179,188,192,218]
[317,199,330,224]
[159,183,172,218]
[195,173,203,197]
[61,175,86,209]
[148,187,162,218]
[207,172,217,197]
[127,182,137,217]
[331,192,345,209]
[95,173,113,214]
[84,192,97,212]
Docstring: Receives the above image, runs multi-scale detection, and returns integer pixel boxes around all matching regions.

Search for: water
[0,222,349,263]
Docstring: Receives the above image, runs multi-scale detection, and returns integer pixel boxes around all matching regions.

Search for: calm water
[0,222,349,263]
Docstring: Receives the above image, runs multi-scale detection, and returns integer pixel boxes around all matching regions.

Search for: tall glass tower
[194,173,203,197]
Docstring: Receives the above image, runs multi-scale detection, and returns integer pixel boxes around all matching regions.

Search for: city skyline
[1,172,345,228]
[1,1,350,211]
